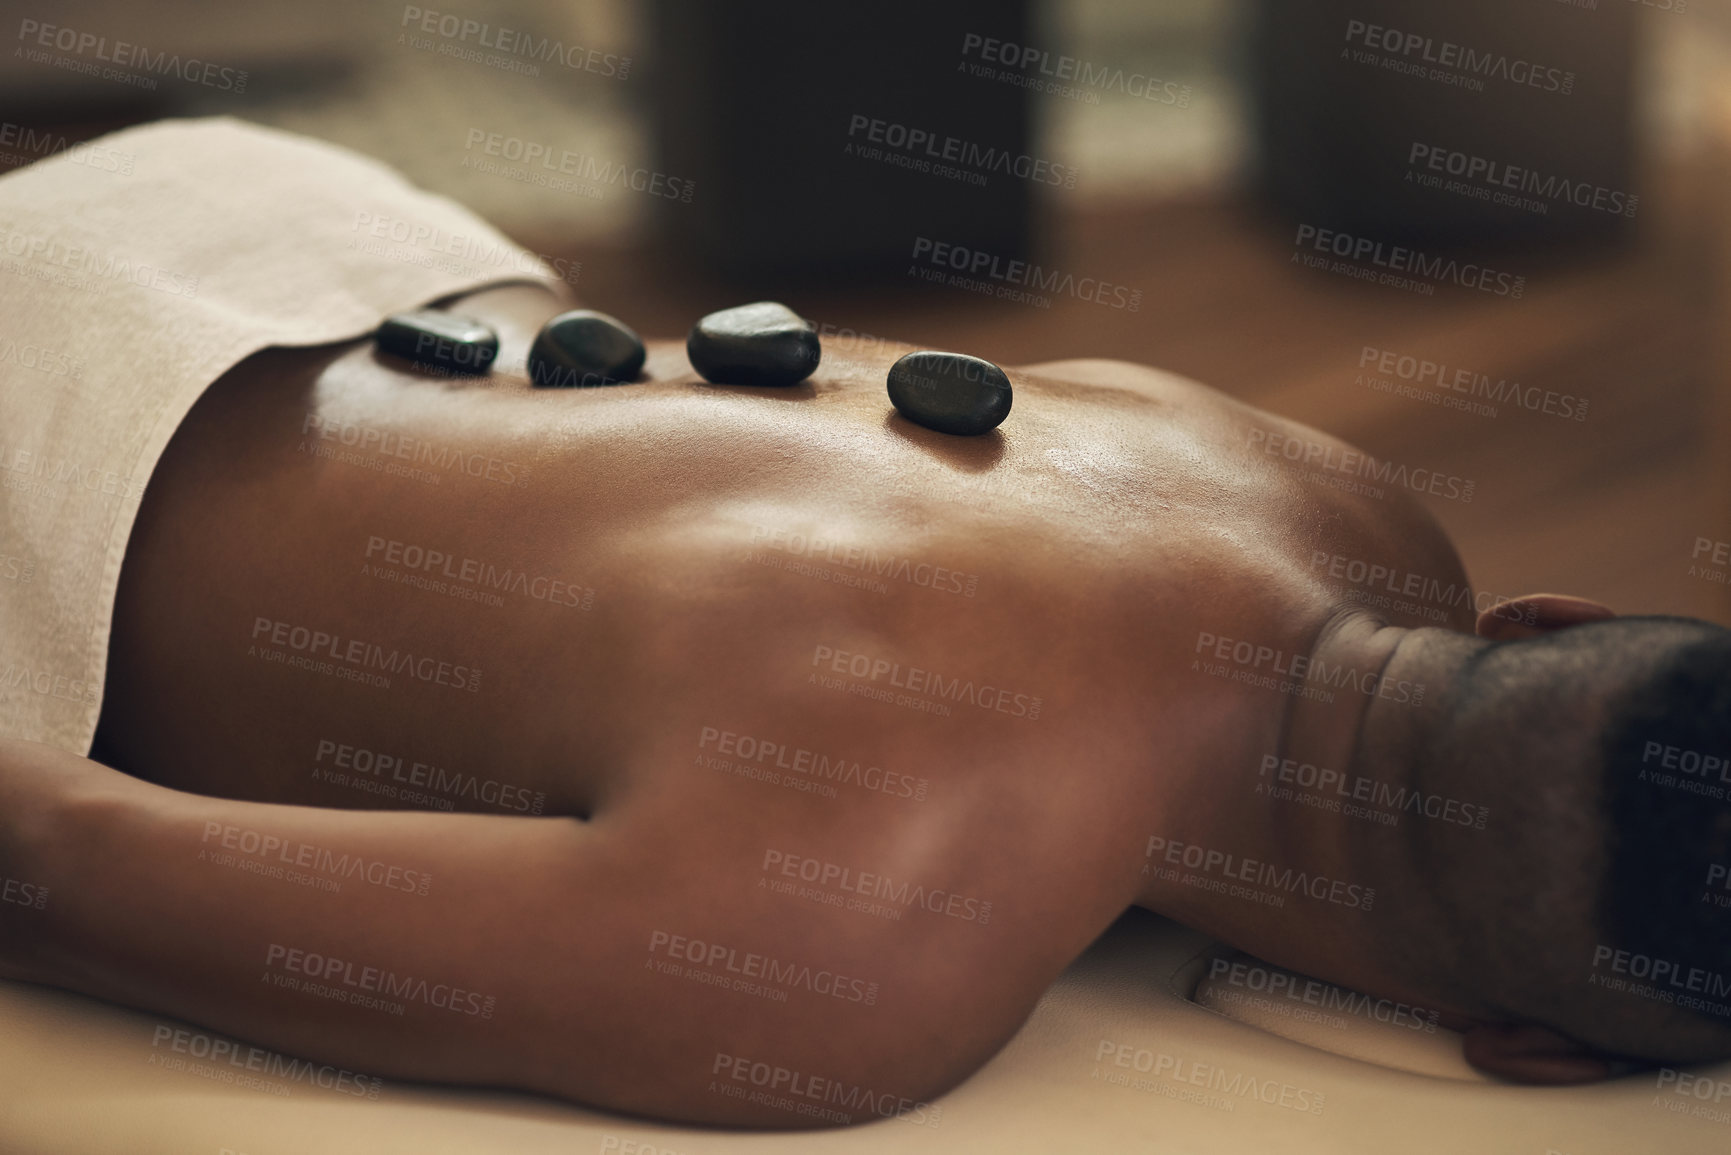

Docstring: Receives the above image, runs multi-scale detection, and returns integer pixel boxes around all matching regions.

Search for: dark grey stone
[886,351,1012,436]
[686,301,820,387]
[376,311,499,375]
[528,309,646,388]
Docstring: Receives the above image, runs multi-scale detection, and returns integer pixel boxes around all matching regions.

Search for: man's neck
[1133,610,1475,999]
[1257,615,1492,1005]
[1279,609,1413,798]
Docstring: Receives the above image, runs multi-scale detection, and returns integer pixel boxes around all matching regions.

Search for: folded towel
[0,116,562,754]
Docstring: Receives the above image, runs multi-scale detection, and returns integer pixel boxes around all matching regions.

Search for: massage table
[1,105,1725,1155]
[1,910,1722,1154]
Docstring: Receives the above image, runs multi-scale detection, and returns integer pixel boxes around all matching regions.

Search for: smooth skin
[0,281,1618,1127]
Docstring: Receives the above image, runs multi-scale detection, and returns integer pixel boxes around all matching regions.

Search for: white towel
[0,116,563,754]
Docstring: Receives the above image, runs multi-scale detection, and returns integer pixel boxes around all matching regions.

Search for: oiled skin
[5,283,1475,1126]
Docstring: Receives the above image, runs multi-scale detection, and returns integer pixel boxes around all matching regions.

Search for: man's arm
[0,736,583,1090]
[0,737,991,1126]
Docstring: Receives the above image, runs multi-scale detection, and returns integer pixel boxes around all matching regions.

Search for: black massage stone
[376,311,499,375]
[686,301,820,387]
[528,309,646,388]
[886,351,1013,436]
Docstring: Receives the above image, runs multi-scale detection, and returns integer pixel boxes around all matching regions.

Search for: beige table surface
[1,911,1724,1155]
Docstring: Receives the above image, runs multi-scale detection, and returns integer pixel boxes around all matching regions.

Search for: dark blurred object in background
[1250,0,1640,249]
[646,0,1033,284]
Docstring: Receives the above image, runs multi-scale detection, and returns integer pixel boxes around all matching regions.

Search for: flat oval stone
[686,301,820,387]
[376,311,499,375]
[886,351,1012,436]
[528,309,645,388]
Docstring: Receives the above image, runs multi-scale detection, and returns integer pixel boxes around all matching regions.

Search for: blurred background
[5,0,1731,624]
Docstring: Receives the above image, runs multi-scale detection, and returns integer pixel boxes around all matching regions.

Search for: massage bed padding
[1,912,1722,1154]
